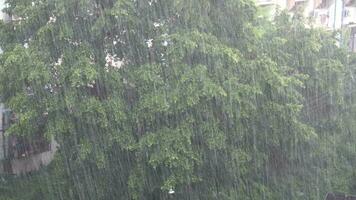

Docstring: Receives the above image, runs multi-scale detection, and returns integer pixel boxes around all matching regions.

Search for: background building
[257,0,356,51]
[0,0,10,22]
[257,0,356,28]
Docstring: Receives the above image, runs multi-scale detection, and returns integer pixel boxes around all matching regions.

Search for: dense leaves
[0,1,355,200]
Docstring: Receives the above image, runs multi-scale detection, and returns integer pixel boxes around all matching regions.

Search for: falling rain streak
[0,0,356,200]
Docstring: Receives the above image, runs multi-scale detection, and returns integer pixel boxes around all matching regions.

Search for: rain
[0,0,356,200]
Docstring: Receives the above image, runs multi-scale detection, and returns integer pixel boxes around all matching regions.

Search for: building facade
[256,0,356,29]
[0,104,58,175]
[257,0,356,51]
[0,0,10,22]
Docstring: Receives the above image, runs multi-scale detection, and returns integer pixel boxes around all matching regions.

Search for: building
[325,192,356,200]
[0,104,58,175]
[256,0,356,29]
[256,0,356,51]
[0,0,10,22]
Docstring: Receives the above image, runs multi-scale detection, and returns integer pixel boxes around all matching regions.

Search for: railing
[256,0,275,6]
[325,192,356,200]
[7,135,51,160]
[0,106,58,174]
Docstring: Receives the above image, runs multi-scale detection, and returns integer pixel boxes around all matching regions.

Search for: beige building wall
[257,0,356,30]
[343,6,356,25]
[0,0,9,21]
[0,138,58,175]
[303,0,316,17]
[10,138,58,175]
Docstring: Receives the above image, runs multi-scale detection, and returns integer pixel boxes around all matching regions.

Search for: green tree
[0,1,354,200]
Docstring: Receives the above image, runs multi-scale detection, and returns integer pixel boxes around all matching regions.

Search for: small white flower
[66,38,81,46]
[87,80,95,88]
[162,40,168,46]
[123,78,128,84]
[148,0,157,5]
[89,55,95,64]
[86,9,94,16]
[113,60,124,69]
[153,22,163,27]
[47,15,57,24]
[13,17,24,24]
[168,188,175,194]
[54,55,63,66]
[24,43,29,49]
[146,39,153,48]
[105,53,125,70]
[31,2,35,6]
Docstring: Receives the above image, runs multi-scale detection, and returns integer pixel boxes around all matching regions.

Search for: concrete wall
[10,139,58,174]
[327,0,344,29]
[0,103,59,174]
[313,8,330,28]
[343,7,356,25]
[303,0,316,17]
[0,0,10,22]
[257,0,356,31]
[0,0,6,20]
[0,138,58,175]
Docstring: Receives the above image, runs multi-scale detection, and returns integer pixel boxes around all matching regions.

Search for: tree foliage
[0,1,355,200]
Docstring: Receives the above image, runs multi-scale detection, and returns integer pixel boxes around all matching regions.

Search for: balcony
[325,192,356,200]
[0,107,58,175]
[316,0,334,9]
[256,0,275,6]
[345,0,356,7]
[0,138,58,175]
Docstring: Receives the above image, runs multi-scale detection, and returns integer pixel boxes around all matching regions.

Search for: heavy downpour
[1,0,356,199]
